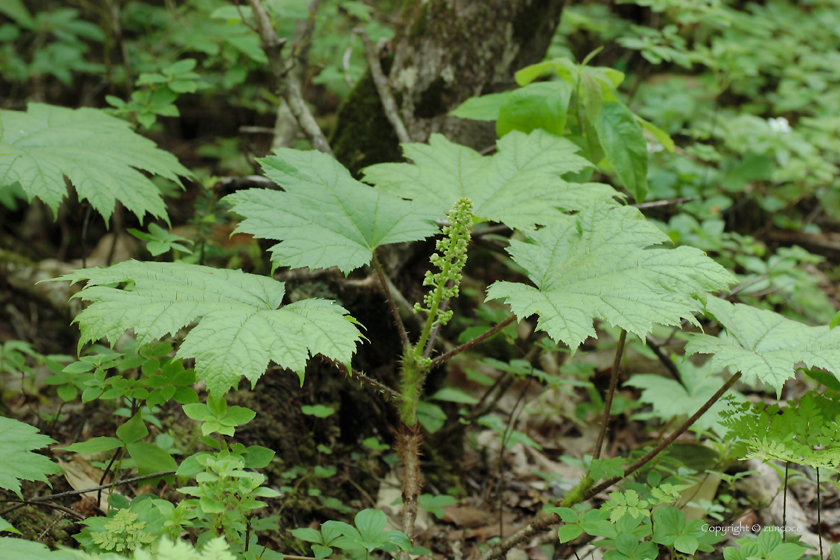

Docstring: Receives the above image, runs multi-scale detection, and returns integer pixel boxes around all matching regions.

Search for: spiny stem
[324,358,402,402]
[429,315,516,369]
[593,329,626,461]
[478,371,741,560]
[372,253,409,348]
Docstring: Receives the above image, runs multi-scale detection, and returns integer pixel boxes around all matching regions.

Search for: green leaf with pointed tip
[0,103,191,222]
[225,149,438,274]
[55,261,361,395]
[594,102,649,202]
[62,437,124,454]
[0,417,63,498]
[496,81,573,138]
[486,205,735,350]
[363,130,620,230]
[0,515,20,534]
[686,297,840,393]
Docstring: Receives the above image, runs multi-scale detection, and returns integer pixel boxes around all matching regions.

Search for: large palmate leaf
[225,149,438,274]
[686,297,840,392]
[486,205,735,349]
[362,129,620,230]
[625,358,747,435]
[57,261,361,394]
[0,103,191,222]
[0,417,63,497]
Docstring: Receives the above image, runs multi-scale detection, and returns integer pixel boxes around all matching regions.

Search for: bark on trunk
[332,0,566,173]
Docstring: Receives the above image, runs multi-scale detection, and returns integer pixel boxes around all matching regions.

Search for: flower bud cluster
[413,197,473,327]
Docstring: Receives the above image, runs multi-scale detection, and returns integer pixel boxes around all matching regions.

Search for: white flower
[767,117,792,133]
[646,141,664,154]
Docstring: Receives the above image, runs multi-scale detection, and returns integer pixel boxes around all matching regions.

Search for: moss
[330,67,402,178]
[409,1,428,38]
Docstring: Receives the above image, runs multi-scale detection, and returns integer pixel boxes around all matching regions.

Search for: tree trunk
[332,0,566,174]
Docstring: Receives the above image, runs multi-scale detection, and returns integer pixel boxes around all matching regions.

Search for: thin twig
[355,26,410,144]
[645,336,683,385]
[372,253,409,348]
[631,196,700,209]
[478,372,741,560]
[586,372,742,498]
[429,316,516,369]
[248,0,333,155]
[322,357,402,402]
[0,470,177,516]
[593,330,626,461]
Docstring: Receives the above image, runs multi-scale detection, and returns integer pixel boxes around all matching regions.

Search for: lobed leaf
[686,297,840,392]
[363,129,621,230]
[55,261,361,395]
[0,417,63,497]
[225,149,439,274]
[486,205,735,350]
[0,103,191,222]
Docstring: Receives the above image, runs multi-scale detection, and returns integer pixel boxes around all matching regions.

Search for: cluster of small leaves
[292,509,411,559]
[48,342,197,406]
[414,198,473,328]
[62,412,177,480]
[721,390,840,469]
[723,530,807,560]
[128,224,194,257]
[183,395,255,438]
[106,59,206,129]
[89,509,156,553]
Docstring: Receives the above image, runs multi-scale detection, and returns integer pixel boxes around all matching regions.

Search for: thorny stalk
[372,252,410,348]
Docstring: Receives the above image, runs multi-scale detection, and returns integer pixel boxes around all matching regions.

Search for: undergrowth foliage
[1,0,839,559]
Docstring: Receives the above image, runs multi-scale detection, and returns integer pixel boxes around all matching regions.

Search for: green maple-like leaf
[486,205,735,349]
[56,261,362,395]
[625,357,747,435]
[686,297,840,392]
[362,129,620,230]
[0,103,191,222]
[0,417,63,497]
[225,149,438,274]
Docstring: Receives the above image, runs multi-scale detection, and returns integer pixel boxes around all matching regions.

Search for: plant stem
[593,329,626,461]
[428,315,516,369]
[422,280,453,358]
[414,238,459,357]
[372,253,410,348]
[587,371,742,497]
[323,358,402,402]
[478,371,741,560]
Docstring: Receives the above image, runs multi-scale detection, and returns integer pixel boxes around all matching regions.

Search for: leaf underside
[486,204,735,350]
[225,149,439,274]
[362,129,621,230]
[687,297,840,392]
[0,417,62,497]
[57,261,362,395]
[0,103,191,222]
